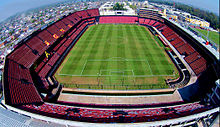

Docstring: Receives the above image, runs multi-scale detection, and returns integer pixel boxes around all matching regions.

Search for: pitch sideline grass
[55,24,178,90]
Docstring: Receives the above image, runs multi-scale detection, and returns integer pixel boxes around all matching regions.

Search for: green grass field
[55,24,178,90]
[193,28,219,45]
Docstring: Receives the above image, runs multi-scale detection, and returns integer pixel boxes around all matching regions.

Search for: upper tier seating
[47,25,63,37]
[75,10,90,19]
[26,36,48,56]
[86,9,99,17]
[54,20,70,32]
[7,45,39,68]
[66,13,81,24]
[7,60,33,83]
[4,60,43,105]
[37,30,56,45]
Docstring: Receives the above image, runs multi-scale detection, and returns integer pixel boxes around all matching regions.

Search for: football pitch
[55,24,178,90]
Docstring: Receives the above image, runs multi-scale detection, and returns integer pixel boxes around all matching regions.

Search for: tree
[113,3,127,11]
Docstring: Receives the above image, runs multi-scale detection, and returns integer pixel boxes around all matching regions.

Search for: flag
[53,34,59,39]
[60,29,65,32]
[44,40,50,46]
[45,51,50,58]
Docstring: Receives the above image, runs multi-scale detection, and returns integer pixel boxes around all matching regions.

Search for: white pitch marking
[80,60,87,76]
[145,59,153,75]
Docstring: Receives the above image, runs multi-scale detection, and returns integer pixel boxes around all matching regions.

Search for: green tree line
[147,0,219,30]
[113,3,127,10]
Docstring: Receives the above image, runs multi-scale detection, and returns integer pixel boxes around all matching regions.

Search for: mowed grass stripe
[60,27,97,74]
[117,25,127,72]
[99,25,112,72]
[126,25,146,75]
[83,25,106,75]
[132,25,160,75]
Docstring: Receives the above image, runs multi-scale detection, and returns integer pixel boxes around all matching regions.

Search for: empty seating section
[189,57,207,74]
[53,38,67,51]
[86,9,99,17]
[3,9,99,106]
[38,64,51,77]
[152,21,161,27]
[64,38,73,47]
[99,16,138,24]
[35,61,46,73]
[4,60,43,105]
[167,34,178,41]
[139,18,161,27]
[36,18,88,79]
[47,25,63,37]
[19,102,210,123]
[37,30,56,45]
[144,19,150,24]
[185,52,201,64]
[40,78,50,89]
[174,41,185,48]
[7,78,43,105]
[47,53,60,66]
[148,20,156,26]
[57,45,67,55]
[61,18,74,27]
[139,9,163,22]
[139,18,145,24]
[26,37,47,56]
[76,10,89,19]
[7,60,33,83]
[54,20,70,32]
[158,23,207,76]
[194,65,207,75]
[8,45,39,68]
[67,13,80,24]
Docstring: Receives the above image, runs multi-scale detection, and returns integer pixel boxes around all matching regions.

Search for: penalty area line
[145,59,153,75]
[80,60,87,76]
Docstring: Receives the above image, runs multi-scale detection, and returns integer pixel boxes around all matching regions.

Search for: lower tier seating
[19,102,211,123]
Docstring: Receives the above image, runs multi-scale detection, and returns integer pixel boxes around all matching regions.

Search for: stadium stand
[157,23,207,76]
[47,25,63,37]
[139,9,164,22]
[37,30,57,45]
[54,20,70,32]
[7,45,39,68]
[2,8,219,125]
[26,36,48,56]
[4,60,43,105]
[86,9,99,17]
[18,102,211,123]
[99,16,138,24]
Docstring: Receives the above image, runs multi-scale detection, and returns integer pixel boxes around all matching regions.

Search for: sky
[173,0,219,15]
[0,0,64,22]
[0,0,219,22]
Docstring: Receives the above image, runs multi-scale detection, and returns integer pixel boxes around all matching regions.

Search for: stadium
[1,7,220,126]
